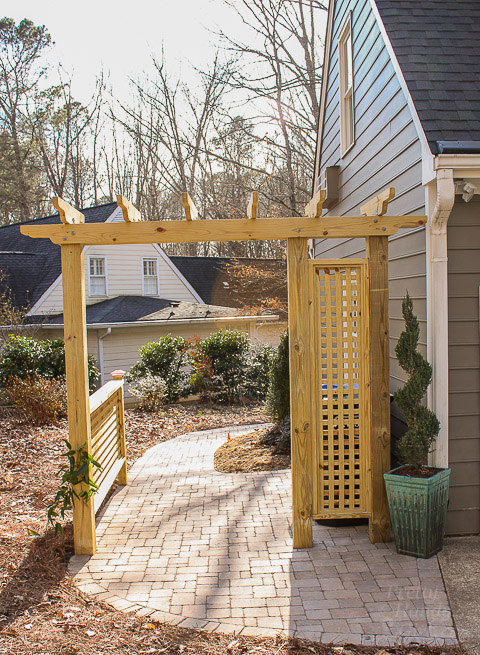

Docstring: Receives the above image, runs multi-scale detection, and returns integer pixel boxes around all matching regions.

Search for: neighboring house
[314,0,480,534]
[0,202,282,399]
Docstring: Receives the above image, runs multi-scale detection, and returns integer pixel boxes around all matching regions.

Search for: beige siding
[32,244,198,316]
[447,197,480,535]
[256,322,286,346]
[314,0,426,394]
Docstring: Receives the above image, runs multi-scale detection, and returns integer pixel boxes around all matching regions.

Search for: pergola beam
[117,195,142,222]
[21,214,426,245]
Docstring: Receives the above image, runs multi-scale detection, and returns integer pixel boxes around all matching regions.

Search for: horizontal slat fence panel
[89,379,127,513]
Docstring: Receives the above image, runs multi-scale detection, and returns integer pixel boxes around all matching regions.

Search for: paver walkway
[70,425,457,646]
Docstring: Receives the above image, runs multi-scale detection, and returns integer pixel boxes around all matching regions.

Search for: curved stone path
[70,425,457,646]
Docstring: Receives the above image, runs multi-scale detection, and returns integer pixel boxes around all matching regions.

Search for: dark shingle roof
[375,0,480,153]
[40,296,241,325]
[170,256,287,308]
[0,203,118,308]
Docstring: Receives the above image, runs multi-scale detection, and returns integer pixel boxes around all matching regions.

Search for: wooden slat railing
[89,377,127,513]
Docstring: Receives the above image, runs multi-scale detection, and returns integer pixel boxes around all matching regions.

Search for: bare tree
[0,18,51,222]
[218,0,326,213]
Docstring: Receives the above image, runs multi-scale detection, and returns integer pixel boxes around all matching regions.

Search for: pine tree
[394,293,440,471]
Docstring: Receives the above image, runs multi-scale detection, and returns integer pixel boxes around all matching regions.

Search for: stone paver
[70,425,458,646]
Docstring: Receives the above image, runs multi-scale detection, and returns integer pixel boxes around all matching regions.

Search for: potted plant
[384,293,450,558]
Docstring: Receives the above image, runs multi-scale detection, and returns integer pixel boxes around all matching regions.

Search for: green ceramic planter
[383,466,451,559]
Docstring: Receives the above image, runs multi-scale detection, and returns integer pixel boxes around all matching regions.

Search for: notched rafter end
[52,197,85,224]
[360,187,395,217]
[181,192,198,221]
[247,191,258,219]
[117,194,142,222]
[304,189,326,218]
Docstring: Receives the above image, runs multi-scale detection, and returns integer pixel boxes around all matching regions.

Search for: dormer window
[339,13,354,155]
[89,257,107,296]
[143,258,159,295]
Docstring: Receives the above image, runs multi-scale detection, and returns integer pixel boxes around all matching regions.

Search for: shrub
[191,329,250,403]
[6,375,67,424]
[129,374,167,411]
[127,335,190,403]
[266,331,290,424]
[243,343,275,401]
[0,335,99,392]
[394,293,440,470]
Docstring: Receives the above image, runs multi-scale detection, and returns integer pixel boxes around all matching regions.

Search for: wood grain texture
[247,191,258,219]
[117,385,128,485]
[361,187,395,217]
[366,236,391,543]
[117,195,142,222]
[305,189,326,217]
[287,238,313,548]
[21,215,427,245]
[61,244,96,555]
[52,197,84,224]
[181,192,199,220]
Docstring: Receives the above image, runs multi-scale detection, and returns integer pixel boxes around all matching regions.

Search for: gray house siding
[314,0,426,393]
[447,197,480,535]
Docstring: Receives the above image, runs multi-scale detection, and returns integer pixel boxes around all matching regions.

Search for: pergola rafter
[21,190,426,554]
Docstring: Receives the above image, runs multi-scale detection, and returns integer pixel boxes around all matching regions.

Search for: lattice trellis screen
[311,260,371,519]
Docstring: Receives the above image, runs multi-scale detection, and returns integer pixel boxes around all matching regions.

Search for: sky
[2,0,244,102]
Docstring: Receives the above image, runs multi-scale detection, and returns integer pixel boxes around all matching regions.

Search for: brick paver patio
[69,425,458,646]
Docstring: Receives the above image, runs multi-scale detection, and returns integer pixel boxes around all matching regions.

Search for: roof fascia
[435,154,480,178]
[314,0,336,185]
[369,0,435,184]
[152,244,204,303]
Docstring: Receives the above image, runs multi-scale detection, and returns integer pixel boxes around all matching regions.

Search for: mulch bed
[0,405,464,654]
[214,419,291,473]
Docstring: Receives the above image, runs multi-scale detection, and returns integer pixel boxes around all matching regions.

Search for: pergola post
[366,236,391,543]
[61,244,96,555]
[287,238,313,548]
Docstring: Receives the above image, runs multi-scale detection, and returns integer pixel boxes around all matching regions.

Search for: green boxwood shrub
[191,329,250,403]
[127,335,191,403]
[0,335,99,392]
[243,342,275,401]
[266,331,290,424]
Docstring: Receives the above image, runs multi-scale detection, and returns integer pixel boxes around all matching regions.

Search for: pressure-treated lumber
[117,194,142,222]
[247,191,258,219]
[287,238,313,548]
[366,236,391,543]
[361,187,395,217]
[181,192,199,220]
[304,189,326,217]
[52,197,84,224]
[21,214,426,245]
[61,244,96,555]
[117,385,128,486]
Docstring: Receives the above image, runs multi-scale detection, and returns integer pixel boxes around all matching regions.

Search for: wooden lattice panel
[311,260,370,518]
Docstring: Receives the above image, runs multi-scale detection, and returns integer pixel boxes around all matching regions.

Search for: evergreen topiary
[394,293,440,471]
[265,331,290,424]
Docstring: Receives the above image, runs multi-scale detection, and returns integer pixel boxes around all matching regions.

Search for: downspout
[97,327,112,386]
[427,168,455,468]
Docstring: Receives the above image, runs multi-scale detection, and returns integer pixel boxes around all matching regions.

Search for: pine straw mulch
[0,405,464,655]
[214,419,291,473]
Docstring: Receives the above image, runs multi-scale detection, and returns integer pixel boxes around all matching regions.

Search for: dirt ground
[0,404,464,655]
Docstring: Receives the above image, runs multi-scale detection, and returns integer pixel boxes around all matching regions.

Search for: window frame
[88,256,108,297]
[142,257,160,296]
[338,12,355,156]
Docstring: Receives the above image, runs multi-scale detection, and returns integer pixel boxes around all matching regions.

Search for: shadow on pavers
[438,535,480,655]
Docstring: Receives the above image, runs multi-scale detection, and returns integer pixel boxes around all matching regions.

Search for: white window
[339,13,354,155]
[89,257,107,296]
[143,258,159,295]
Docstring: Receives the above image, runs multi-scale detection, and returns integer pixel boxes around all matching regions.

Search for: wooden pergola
[22,190,426,554]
